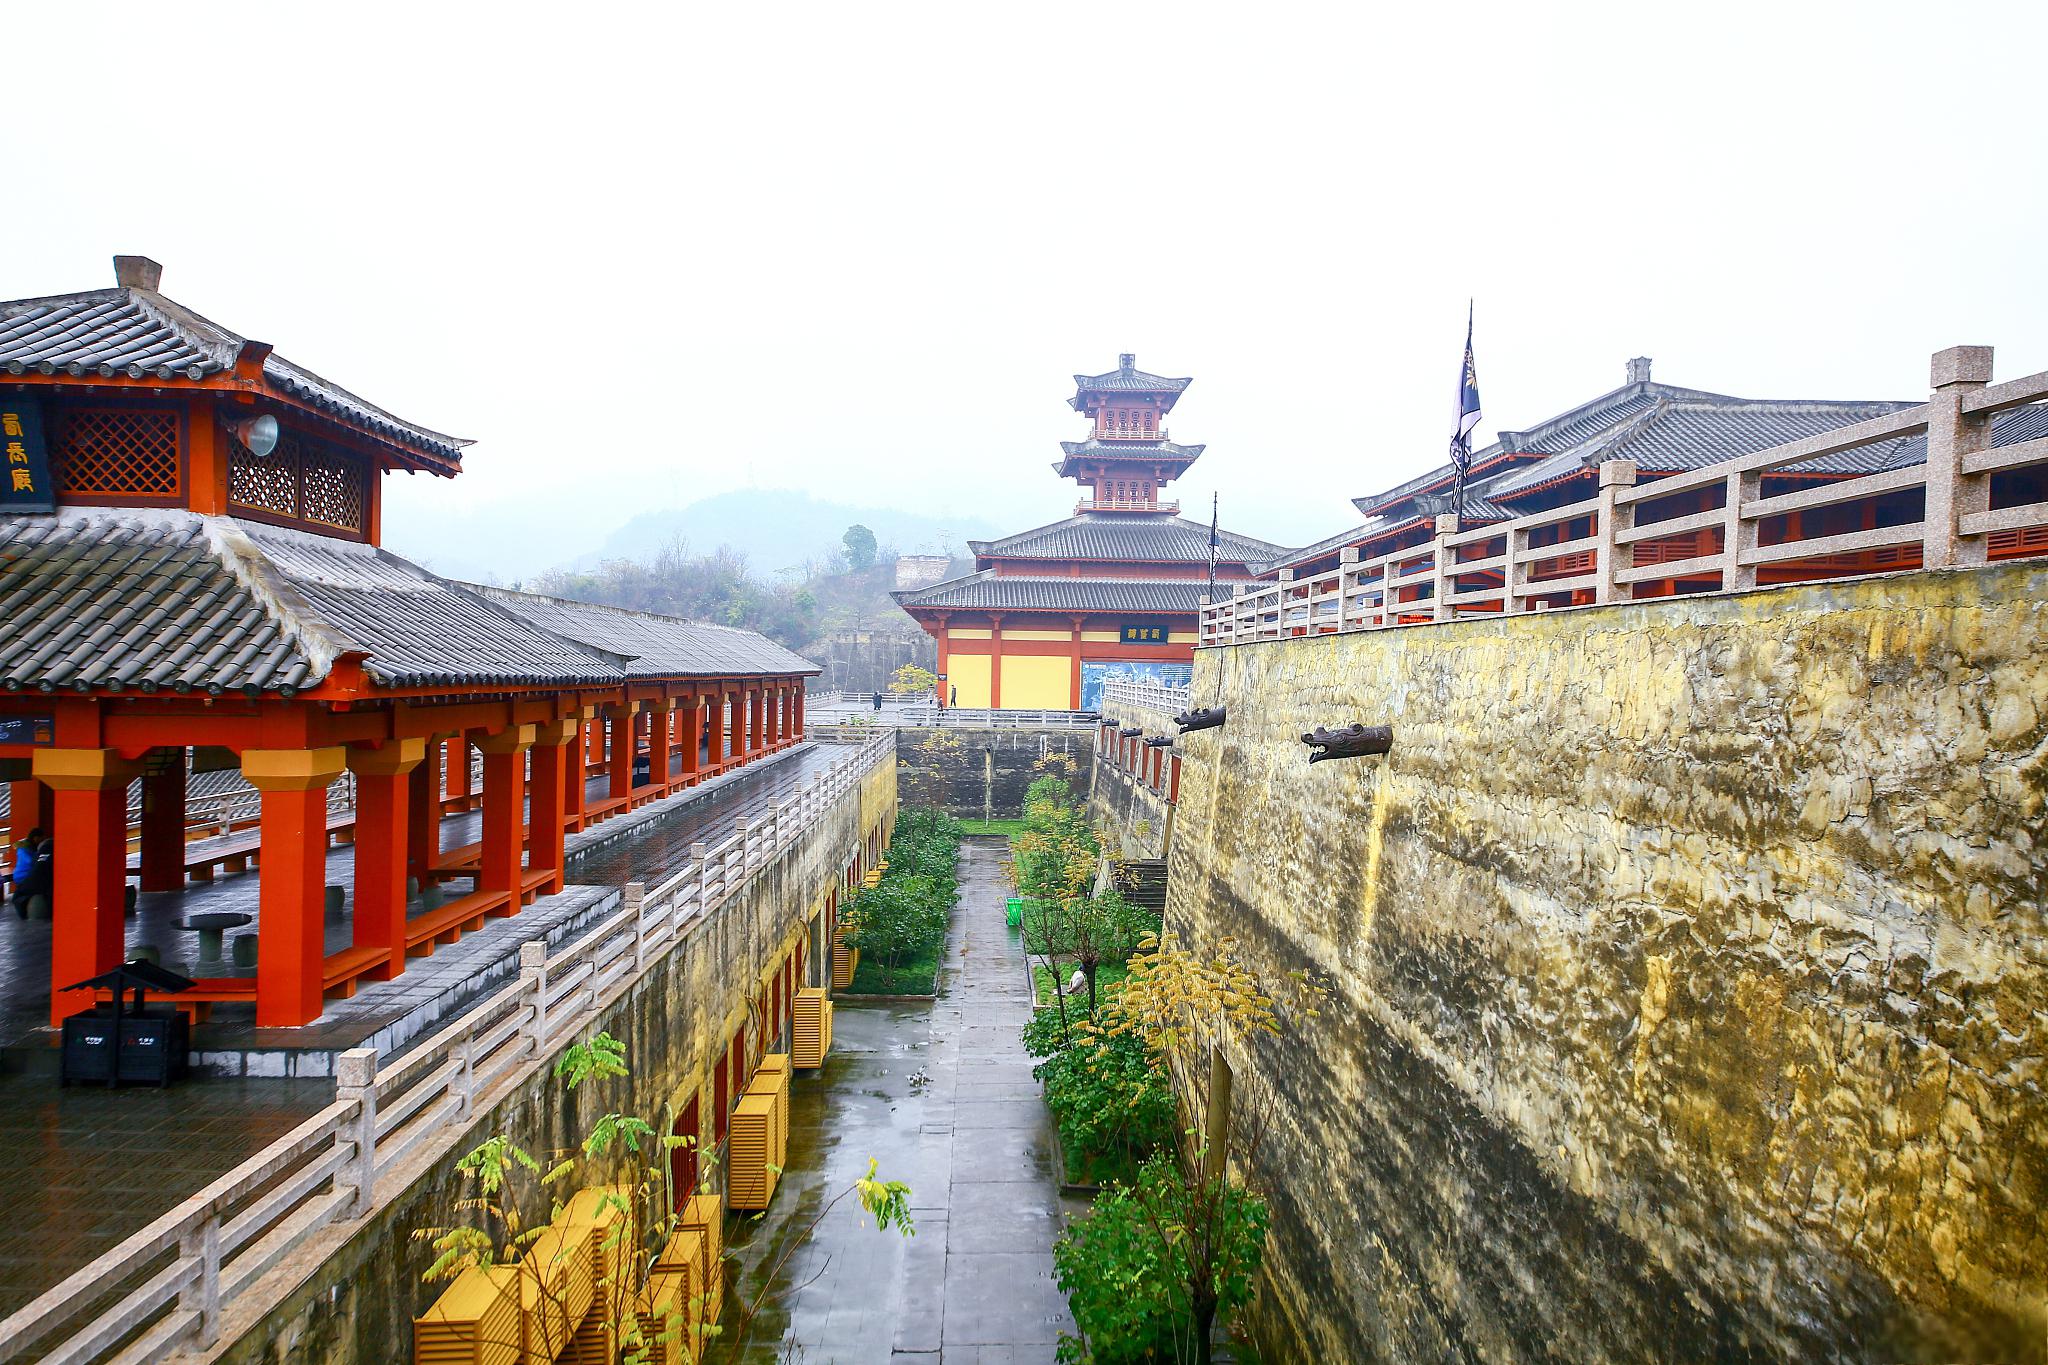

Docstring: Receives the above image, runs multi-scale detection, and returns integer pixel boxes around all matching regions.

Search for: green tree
[842,524,878,571]
[889,663,938,695]
[1053,1151,1269,1365]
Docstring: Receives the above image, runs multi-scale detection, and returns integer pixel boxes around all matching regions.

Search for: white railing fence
[0,730,894,1365]
[1099,680,1192,714]
[811,707,1099,731]
[1203,348,2048,645]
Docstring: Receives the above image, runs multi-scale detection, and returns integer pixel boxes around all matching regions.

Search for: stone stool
[124,885,138,918]
[420,883,444,910]
[406,876,421,903]
[131,944,161,965]
[231,934,259,970]
[325,885,346,922]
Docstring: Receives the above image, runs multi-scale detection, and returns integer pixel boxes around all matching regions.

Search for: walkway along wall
[1088,692,1183,861]
[189,741,895,1365]
[1166,561,2046,1364]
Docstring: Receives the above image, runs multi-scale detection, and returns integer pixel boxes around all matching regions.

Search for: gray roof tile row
[894,571,1215,615]
[0,286,469,461]
[969,513,1283,564]
[0,509,816,696]
[470,586,820,678]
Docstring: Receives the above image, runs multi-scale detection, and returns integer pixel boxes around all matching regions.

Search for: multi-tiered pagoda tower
[894,355,1280,710]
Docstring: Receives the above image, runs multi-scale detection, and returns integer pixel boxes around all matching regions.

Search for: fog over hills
[385,488,1000,585]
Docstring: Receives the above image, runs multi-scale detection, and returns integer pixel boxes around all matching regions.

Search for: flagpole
[1207,492,1219,604]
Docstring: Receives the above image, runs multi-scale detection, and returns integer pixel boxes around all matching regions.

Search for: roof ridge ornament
[113,255,163,292]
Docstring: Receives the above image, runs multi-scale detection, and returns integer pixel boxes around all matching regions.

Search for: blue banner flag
[1449,302,1482,517]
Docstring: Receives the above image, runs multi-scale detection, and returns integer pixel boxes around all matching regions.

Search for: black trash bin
[60,959,196,1088]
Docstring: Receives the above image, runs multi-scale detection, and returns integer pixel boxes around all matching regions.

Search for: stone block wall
[216,754,897,1364]
[1167,562,2046,1363]
[895,726,1091,818]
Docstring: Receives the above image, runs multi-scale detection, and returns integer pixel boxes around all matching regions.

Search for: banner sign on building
[1119,623,1171,644]
[0,714,56,746]
[0,396,55,513]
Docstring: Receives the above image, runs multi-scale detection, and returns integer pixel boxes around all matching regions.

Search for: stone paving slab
[726,837,1073,1363]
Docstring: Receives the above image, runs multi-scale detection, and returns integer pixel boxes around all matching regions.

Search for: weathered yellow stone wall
[1169,562,2047,1363]
[1090,695,1181,860]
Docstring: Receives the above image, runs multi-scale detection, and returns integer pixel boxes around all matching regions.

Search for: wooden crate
[555,1312,615,1365]
[413,1264,521,1365]
[560,1186,633,1319]
[519,1225,594,1360]
[744,1065,789,1169]
[726,1093,780,1209]
[793,989,832,1068]
[636,1264,723,1365]
[677,1191,723,1277]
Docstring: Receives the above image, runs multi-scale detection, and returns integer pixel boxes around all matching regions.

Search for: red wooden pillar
[406,738,441,884]
[989,614,1004,708]
[478,725,533,912]
[679,693,704,785]
[243,748,346,1027]
[137,756,188,893]
[7,778,48,860]
[529,719,574,894]
[649,697,673,794]
[564,714,589,830]
[35,750,139,1024]
[772,684,787,746]
[444,736,472,811]
[607,704,635,802]
[793,686,805,740]
[743,686,758,758]
[349,739,424,981]
[716,691,733,767]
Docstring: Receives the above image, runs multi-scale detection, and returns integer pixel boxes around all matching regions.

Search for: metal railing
[814,707,1101,731]
[1203,348,2048,645]
[1099,680,1191,714]
[0,730,895,1365]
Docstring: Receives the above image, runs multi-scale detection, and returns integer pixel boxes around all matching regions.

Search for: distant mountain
[572,490,1001,576]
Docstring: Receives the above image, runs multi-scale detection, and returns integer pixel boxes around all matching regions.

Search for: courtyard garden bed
[841,806,961,998]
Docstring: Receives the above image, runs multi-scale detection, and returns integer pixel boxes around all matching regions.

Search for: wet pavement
[728,837,1078,1364]
[0,742,849,1326]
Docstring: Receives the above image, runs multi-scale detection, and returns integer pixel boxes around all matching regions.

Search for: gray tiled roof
[1054,437,1206,465]
[471,586,820,678]
[894,571,1214,615]
[0,285,470,462]
[970,514,1283,564]
[1071,362,1193,396]
[0,508,627,695]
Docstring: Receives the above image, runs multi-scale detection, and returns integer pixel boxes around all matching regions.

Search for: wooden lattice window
[48,406,181,499]
[227,425,368,535]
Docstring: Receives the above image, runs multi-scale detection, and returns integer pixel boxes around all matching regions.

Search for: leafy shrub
[1034,1012,1175,1185]
[1054,1154,1270,1365]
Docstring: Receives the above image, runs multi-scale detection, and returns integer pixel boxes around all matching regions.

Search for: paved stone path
[730,837,1076,1363]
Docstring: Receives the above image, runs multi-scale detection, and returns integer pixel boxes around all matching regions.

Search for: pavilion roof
[470,586,820,678]
[0,508,825,697]
[0,275,471,465]
[1068,356,1194,410]
[1052,437,1206,477]
[968,513,1283,564]
[893,569,1214,615]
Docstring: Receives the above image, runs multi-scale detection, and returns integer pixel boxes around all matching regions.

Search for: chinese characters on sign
[1119,623,1170,644]
[0,397,54,513]
[0,715,56,746]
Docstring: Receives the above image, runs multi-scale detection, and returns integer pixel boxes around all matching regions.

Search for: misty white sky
[7,2,2044,579]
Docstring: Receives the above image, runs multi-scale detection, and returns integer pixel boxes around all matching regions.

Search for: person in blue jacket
[10,828,44,918]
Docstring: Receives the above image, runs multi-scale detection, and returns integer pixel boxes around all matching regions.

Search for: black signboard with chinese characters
[0,714,56,746]
[1119,623,1171,645]
[0,395,55,513]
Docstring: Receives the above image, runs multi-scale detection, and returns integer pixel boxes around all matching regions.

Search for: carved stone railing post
[1431,513,1458,622]
[627,881,647,973]
[691,844,709,914]
[520,940,548,1054]
[1924,345,1995,568]
[179,1212,223,1348]
[335,1047,379,1217]
[1594,458,1637,604]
